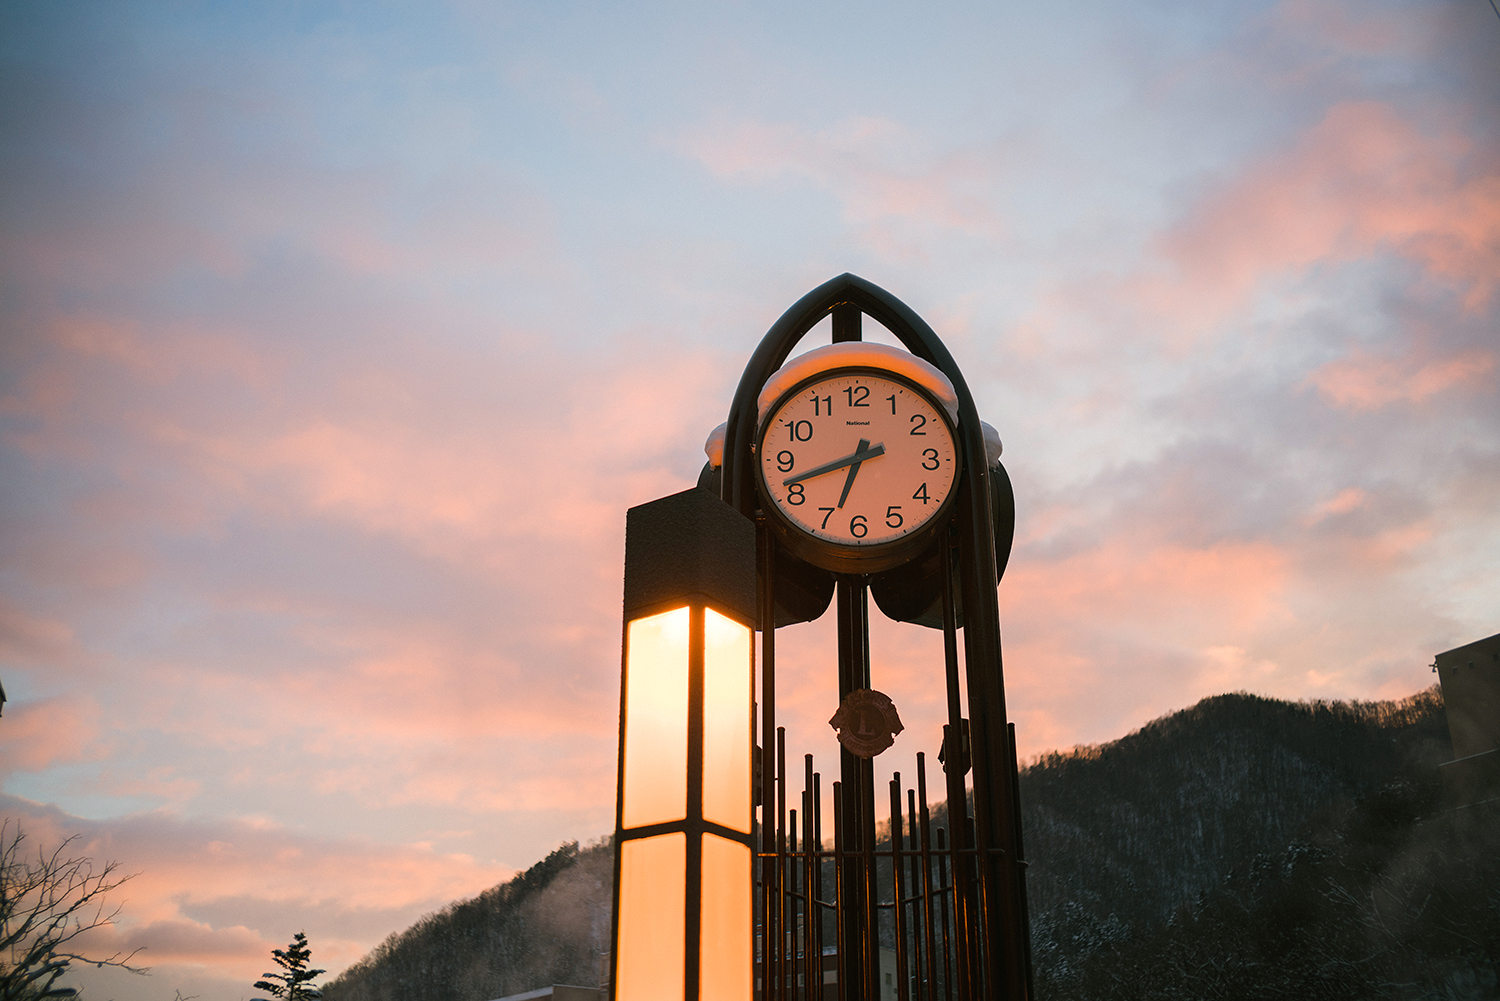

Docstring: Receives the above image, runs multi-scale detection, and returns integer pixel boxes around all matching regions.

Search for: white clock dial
[758,370,959,551]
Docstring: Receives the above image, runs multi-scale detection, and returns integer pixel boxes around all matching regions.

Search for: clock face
[757,368,959,568]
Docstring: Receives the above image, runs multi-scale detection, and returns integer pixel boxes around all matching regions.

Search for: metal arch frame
[720,273,1031,1000]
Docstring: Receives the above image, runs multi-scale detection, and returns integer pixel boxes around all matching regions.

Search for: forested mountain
[323,839,613,1000]
[1024,687,1497,998]
[322,687,1497,1001]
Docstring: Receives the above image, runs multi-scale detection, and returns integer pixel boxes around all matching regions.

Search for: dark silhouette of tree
[255,933,325,1001]
[0,821,147,1001]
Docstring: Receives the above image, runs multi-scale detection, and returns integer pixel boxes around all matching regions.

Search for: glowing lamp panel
[622,607,689,829]
[701,608,752,833]
[616,832,686,1001]
[700,834,753,1001]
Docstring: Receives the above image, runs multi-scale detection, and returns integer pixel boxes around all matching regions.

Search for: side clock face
[757,369,960,572]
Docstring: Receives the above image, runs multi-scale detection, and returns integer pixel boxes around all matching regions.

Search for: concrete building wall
[1435,631,1500,760]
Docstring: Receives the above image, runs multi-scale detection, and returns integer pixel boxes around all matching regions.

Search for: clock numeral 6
[850,514,868,538]
[921,449,940,470]
[885,506,903,528]
[787,483,806,505]
[777,450,794,472]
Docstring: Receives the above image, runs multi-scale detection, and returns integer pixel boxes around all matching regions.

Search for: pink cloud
[1150,101,1500,325]
[118,919,267,964]
[682,116,1006,241]
[0,600,77,664]
[1271,0,1418,57]
[0,696,104,774]
[1305,346,1495,410]
[1304,486,1369,524]
[1007,535,1293,638]
[47,316,269,388]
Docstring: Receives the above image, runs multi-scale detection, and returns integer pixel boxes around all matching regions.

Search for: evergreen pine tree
[254,932,325,1001]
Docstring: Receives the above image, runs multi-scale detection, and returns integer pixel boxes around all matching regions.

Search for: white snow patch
[705,345,1002,469]
[981,421,1003,464]
[755,343,960,426]
[704,421,727,467]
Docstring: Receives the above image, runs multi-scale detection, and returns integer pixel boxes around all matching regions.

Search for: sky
[1,1,1497,998]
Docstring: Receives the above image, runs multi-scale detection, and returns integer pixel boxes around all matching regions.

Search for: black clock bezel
[755,366,964,575]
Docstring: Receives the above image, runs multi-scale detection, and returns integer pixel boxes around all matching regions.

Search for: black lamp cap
[623,487,758,625]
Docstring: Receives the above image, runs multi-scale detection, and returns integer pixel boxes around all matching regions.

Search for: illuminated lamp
[609,488,757,1001]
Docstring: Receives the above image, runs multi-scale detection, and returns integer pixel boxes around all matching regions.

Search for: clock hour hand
[781,440,886,487]
[836,439,872,509]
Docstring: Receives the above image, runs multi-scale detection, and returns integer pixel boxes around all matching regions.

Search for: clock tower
[609,274,1032,1001]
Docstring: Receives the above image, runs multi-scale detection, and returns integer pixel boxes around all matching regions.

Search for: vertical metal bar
[804,755,817,1001]
[917,754,938,1001]
[909,786,926,1001]
[685,606,707,1001]
[936,827,954,1001]
[955,464,1026,1000]
[759,523,777,1001]
[890,774,909,1001]
[938,534,975,1001]
[862,768,878,1000]
[777,726,788,1001]
[798,793,809,1001]
[608,611,630,1001]
[832,302,862,343]
[835,577,874,999]
[1008,724,1034,1001]
[814,769,825,1001]
[790,805,800,1001]
[833,780,847,1001]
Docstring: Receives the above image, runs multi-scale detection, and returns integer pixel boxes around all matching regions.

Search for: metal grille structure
[755,727,1030,1001]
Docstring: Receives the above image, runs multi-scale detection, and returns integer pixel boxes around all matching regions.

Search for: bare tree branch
[1,821,149,1001]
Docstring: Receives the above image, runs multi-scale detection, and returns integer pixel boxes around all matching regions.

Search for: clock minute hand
[782,441,886,486]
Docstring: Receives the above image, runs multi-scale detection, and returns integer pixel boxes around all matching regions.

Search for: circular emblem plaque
[829,689,905,758]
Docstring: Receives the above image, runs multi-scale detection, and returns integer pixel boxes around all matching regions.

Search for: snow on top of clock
[702,343,1002,469]
[756,342,960,426]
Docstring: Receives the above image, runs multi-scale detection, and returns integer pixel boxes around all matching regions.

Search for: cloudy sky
[2,1,1497,998]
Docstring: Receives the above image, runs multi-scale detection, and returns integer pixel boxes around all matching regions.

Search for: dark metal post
[760,520,778,1001]
[835,577,877,999]
[890,774,910,1001]
[938,535,975,1001]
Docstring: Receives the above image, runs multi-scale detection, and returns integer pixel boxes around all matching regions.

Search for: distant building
[1435,631,1500,805]
[487,986,600,1001]
[757,945,899,1000]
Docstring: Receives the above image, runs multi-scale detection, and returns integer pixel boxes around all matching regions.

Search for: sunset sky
[2,2,1497,998]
